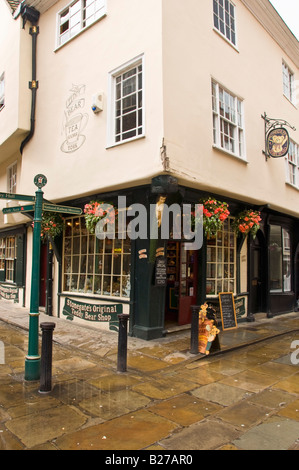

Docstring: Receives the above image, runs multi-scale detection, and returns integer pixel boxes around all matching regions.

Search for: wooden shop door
[178,244,198,325]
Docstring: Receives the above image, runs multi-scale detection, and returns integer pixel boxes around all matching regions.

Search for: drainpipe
[17,4,40,155]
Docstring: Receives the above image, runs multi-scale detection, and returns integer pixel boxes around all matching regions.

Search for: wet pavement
[0,300,298,450]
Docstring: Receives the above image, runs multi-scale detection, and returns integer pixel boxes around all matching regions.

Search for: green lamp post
[24,174,47,381]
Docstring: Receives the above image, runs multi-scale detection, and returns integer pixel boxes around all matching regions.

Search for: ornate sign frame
[262,113,296,161]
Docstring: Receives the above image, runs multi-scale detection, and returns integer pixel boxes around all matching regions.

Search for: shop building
[0,0,298,340]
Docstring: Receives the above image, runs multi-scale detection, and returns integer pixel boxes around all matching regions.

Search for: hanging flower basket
[233,210,262,239]
[84,201,117,234]
[200,198,230,237]
[40,212,64,241]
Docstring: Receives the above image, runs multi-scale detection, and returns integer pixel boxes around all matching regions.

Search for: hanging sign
[266,127,289,158]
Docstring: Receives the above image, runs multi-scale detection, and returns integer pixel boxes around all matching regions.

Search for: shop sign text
[62,297,122,331]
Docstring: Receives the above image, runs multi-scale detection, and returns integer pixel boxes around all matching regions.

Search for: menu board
[219,292,237,331]
[155,257,167,286]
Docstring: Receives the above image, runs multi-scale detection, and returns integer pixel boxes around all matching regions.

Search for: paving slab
[215,400,271,428]
[191,382,252,406]
[159,419,241,450]
[5,405,88,448]
[233,417,299,450]
[55,409,178,450]
[220,369,279,393]
[147,393,223,426]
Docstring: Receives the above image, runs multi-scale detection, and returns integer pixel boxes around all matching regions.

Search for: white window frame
[212,80,246,160]
[107,55,145,147]
[56,0,107,48]
[213,0,237,47]
[206,217,237,297]
[285,140,299,189]
[282,61,295,104]
[7,162,17,194]
[0,73,4,111]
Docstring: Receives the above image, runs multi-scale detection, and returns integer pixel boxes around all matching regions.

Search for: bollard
[39,322,55,393]
[190,305,199,354]
[117,314,129,373]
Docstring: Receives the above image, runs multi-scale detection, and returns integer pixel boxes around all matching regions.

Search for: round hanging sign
[34,174,47,188]
[267,127,289,158]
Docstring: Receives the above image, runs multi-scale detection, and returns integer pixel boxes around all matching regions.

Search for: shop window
[206,217,236,296]
[213,0,237,46]
[212,80,245,159]
[285,140,299,188]
[0,236,17,283]
[108,55,144,146]
[57,0,106,47]
[63,216,131,298]
[0,73,4,111]
[269,225,291,293]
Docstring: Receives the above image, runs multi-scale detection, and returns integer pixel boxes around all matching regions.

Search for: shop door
[178,244,198,325]
[39,244,47,307]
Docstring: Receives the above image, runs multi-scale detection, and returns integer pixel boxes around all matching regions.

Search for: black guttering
[14,3,40,154]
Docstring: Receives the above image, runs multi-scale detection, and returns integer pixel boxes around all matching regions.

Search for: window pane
[269,225,282,292]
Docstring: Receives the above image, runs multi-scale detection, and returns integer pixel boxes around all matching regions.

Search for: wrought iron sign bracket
[262,112,296,161]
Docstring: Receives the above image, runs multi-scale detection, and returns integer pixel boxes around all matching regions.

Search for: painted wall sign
[267,127,289,158]
[0,284,19,302]
[61,84,89,154]
[62,297,122,331]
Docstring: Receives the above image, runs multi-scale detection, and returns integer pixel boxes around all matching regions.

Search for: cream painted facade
[0,0,298,339]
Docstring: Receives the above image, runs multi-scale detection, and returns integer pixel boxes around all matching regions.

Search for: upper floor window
[0,73,4,111]
[282,62,295,104]
[212,80,245,159]
[57,0,106,47]
[285,140,299,188]
[213,0,236,46]
[7,162,17,194]
[108,55,144,146]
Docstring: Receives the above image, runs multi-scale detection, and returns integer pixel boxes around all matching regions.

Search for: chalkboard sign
[219,292,237,330]
[155,257,167,286]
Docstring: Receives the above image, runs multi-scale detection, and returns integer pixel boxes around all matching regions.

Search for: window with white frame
[206,217,236,296]
[0,236,17,282]
[0,73,4,111]
[212,80,245,158]
[282,62,295,104]
[109,56,144,145]
[57,0,106,47]
[7,162,17,194]
[213,0,236,46]
[285,140,299,188]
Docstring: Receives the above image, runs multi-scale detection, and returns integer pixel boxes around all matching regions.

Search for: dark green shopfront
[57,176,299,340]
[1,176,298,341]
